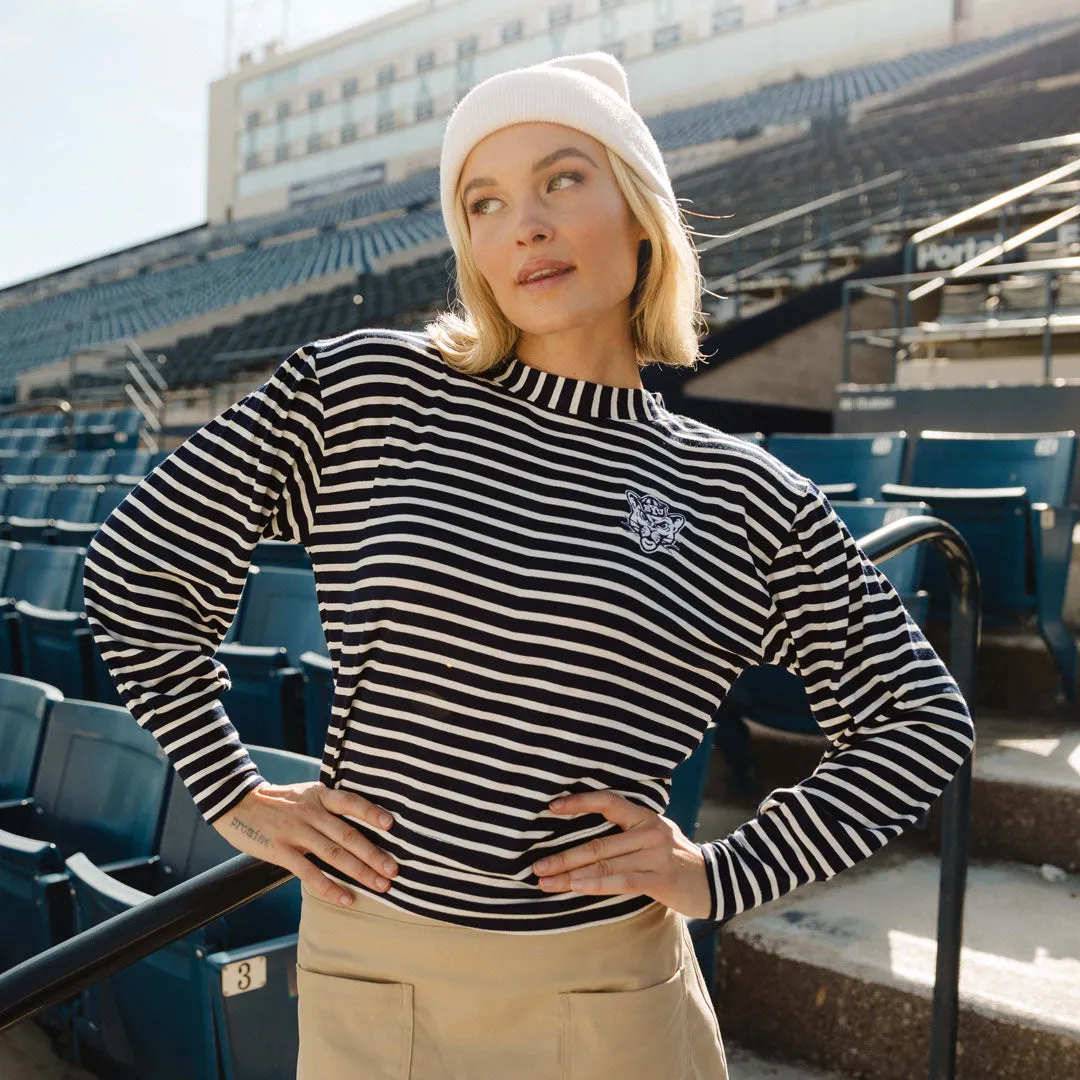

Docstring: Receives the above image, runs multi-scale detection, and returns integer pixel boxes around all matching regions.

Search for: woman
[82,52,975,1079]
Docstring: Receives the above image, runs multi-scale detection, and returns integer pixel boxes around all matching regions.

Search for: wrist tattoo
[229,815,272,847]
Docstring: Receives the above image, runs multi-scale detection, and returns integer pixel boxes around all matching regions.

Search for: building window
[245,110,260,129]
[550,4,572,27]
[502,19,523,43]
[308,88,324,110]
[244,151,259,170]
[342,76,359,98]
[341,122,358,143]
[712,6,742,32]
[307,133,322,153]
[601,40,625,61]
[653,24,680,48]
[417,49,435,72]
[275,144,290,162]
[457,36,477,58]
[276,100,291,119]
[377,110,395,132]
[415,98,433,121]
[377,63,395,86]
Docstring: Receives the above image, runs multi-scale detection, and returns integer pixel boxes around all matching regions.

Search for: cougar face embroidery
[623,490,686,553]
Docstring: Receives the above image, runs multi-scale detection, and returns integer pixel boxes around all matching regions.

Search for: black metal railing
[0,514,980,1080]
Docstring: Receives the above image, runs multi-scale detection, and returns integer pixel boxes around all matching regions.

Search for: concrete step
[708,847,1080,1080]
[709,708,1080,873]
[0,1020,93,1080]
[0,1021,849,1080]
[725,1038,848,1079]
[922,620,1080,718]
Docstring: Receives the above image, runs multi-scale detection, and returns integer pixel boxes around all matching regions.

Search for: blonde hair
[424,146,711,378]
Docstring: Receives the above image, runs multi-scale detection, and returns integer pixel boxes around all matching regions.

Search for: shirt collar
[486,355,667,423]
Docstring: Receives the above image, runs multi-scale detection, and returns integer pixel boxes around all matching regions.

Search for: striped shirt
[82,327,975,934]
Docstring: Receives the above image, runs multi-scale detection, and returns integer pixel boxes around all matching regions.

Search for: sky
[0,0,414,291]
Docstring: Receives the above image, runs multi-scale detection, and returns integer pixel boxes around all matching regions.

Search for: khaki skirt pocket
[295,963,414,1080]
[558,964,690,1080]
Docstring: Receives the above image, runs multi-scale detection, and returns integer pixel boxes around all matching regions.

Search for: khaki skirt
[296,878,728,1080]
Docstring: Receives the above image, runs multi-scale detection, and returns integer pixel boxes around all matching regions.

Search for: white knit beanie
[439,51,677,265]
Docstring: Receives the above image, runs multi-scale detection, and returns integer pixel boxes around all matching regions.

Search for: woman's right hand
[210,780,399,907]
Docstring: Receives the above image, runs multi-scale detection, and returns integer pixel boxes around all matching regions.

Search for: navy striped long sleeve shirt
[81,327,975,934]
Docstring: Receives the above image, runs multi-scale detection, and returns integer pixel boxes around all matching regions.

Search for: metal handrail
[847,514,979,1080]
[696,170,905,255]
[0,514,979,1079]
[841,255,1080,382]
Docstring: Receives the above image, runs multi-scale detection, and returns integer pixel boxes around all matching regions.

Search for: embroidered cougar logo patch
[623,490,686,553]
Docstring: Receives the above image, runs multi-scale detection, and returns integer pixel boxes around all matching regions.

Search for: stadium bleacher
[2,11,1079,1080]
[0,17,1075,393]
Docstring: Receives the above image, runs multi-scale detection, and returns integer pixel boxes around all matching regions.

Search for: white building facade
[207,0,1075,223]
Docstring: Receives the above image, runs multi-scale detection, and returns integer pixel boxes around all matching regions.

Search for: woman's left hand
[531,790,713,920]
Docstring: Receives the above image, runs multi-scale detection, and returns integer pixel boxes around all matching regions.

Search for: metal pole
[841,282,852,383]
[927,533,980,1080]
[225,0,233,75]
[1043,270,1054,381]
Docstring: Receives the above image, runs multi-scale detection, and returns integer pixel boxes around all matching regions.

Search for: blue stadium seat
[13,602,98,700]
[8,484,100,545]
[65,745,319,1080]
[108,411,143,447]
[217,565,329,752]
[0,542,86,676]
[218,642,300,751]
[0,698,170,1037]
[0,483,52,540]
[28,453,70,483]
[299,649,333,758]
[0,673,64,803]
[766,432,908,500]
[881,429,1078,703]
[114,449,170,486]
[231,566,327,661]
[905,430,1076,504]
[0,452,40,483]
[64,450,115,484]
[50,485,134,547]
[253,539,312,570]
[108,449,153,480]
[18,432,51,453]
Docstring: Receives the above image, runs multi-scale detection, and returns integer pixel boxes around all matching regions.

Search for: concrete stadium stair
[695,695,1080,1079]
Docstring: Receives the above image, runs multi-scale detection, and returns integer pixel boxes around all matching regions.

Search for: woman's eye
[468,171,582,216]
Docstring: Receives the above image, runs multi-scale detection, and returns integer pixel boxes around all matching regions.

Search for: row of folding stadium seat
[0,673,322,1078]
[938,272,1080,322]
[0,447,169,486]
[0,484,134,545]
[1,428,1072,745]
[0,408,145,452]
[0,406,142,435]
[726,429,1079,723]
[0,672,721,1080]
[0,533,336,757]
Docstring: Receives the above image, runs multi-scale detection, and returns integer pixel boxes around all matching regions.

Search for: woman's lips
[519,268,575,290]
